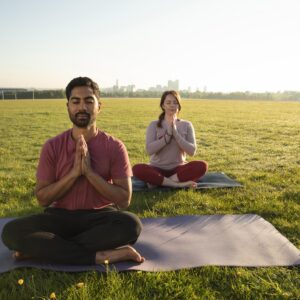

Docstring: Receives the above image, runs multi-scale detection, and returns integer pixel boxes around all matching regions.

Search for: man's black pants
[1,206,142,265]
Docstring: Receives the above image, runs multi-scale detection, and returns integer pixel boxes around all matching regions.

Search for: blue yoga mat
[0,214,299,273]
[132,172,243,191]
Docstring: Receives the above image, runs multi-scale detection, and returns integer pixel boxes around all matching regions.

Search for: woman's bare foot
[162,177,197,189]
[176,180,197,189]
[147,183,157,189]
[95,246,145,264]
[13,251,32,261]
[168,173,179,182]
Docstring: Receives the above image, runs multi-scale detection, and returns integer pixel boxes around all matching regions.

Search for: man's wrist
[84,168,97,180]
[69,168,81,180]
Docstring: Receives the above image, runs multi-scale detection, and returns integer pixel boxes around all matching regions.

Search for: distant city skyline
[0,79,184,93]
[0,79,186,92]
[2,76,300,93]
[102,79,181,93]
[1,1,300,92]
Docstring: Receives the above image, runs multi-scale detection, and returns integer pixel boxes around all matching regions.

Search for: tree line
[1,89,300,101]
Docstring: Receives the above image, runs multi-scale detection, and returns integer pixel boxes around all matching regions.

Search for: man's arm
[81,136,132,209]
[36,173,78,207]
[84,172,132,209]
[35,137,82,207]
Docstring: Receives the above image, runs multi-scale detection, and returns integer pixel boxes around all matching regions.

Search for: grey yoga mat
[0,214,299,273]
[132,172,243,191]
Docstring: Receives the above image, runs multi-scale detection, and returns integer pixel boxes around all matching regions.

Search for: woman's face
[162,94,179,115]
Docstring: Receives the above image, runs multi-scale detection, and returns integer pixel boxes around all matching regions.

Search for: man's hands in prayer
[72,135,92,178]
[71,135,131,208]
[80,135,92,176]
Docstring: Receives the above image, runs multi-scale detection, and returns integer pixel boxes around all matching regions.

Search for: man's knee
[120,212,142,242]
[1,220,21,250]
[1,215,44,250]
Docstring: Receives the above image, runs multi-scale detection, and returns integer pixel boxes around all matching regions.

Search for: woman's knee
[188,160,208,173]
[198,160,208,172]
[132,164,148,178]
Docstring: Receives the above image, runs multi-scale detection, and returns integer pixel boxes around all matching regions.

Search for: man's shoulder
[97,130,122,143]
[45,129,72,146]
[95,131,126,151]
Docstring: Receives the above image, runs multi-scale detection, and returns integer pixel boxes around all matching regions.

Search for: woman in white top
[133,90,208,188]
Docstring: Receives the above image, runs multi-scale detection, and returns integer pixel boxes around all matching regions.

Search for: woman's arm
[145,121,171,155]
[172,121,197,156]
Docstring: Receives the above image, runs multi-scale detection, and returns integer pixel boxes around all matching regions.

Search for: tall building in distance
[103,79,180,94]
[112,79,119,92]
[102,79,136,94]
[168,80,179,91]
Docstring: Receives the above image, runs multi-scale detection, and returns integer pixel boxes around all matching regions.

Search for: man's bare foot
[13,251,32,261]
[95,245,145,264]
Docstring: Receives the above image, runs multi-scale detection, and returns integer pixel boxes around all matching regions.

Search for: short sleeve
[110,140,132,179]
[36,141,56,182]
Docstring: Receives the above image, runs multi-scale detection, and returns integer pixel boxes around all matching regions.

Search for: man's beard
[69,112,94,128]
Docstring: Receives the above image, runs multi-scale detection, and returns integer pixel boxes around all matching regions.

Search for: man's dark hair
[65,77,100,101]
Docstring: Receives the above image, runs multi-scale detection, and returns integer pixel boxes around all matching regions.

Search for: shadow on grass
[0,206,43,218]
[130,186,246,217]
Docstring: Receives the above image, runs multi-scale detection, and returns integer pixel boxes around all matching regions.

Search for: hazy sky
[1,0,300,92]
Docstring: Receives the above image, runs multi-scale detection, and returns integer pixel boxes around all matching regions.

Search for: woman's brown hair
[157,90,182,128]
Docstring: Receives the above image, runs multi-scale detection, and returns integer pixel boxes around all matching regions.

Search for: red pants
[132,161,208,186]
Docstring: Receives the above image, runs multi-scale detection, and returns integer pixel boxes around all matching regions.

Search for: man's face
[67,86,100,128]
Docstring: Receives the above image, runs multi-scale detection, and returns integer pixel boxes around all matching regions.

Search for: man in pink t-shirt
[2,77,144,265]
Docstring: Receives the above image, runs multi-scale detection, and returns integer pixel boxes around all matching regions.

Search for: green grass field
[0,99,299,299]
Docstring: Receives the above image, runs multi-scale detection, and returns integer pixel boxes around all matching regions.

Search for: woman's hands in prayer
[165,114,178,136]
